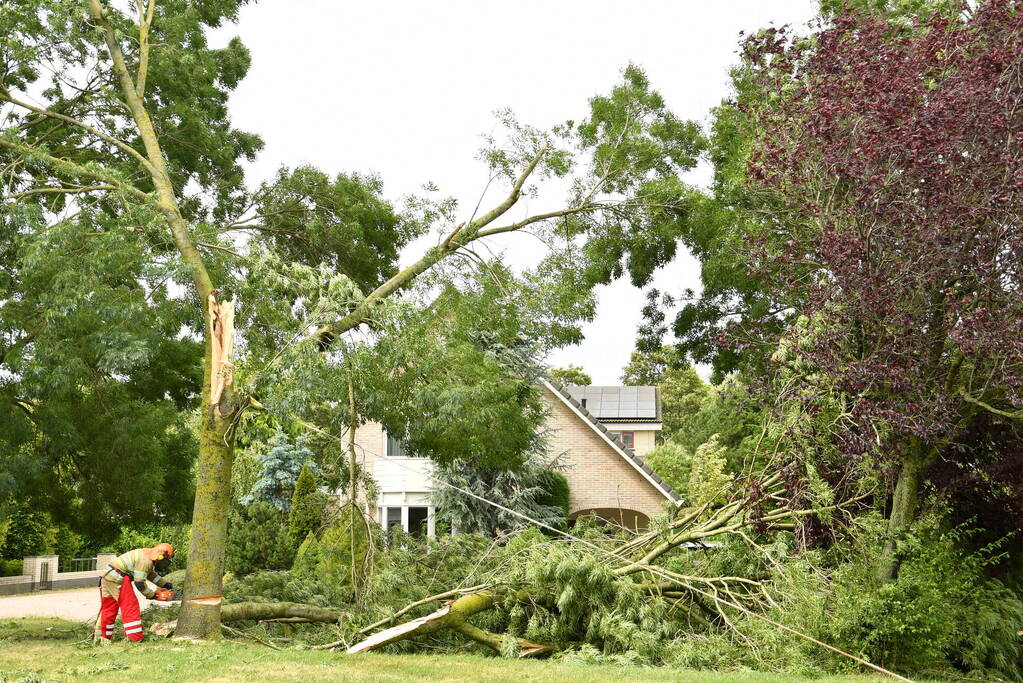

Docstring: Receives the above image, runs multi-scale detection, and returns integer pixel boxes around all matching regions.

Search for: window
[384,507,402,531]
[378,505,432,538]
[611,431,635,449]
[386,433,407,458]
[386,432,426,458]
[408,507,429,537]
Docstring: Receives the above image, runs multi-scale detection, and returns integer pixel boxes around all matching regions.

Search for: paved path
[0,586,162,623]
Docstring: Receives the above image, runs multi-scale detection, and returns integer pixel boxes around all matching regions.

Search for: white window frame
[384,430,425,459]
[377,504,436,538]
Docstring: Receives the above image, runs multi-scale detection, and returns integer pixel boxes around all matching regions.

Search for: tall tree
[548,365,592,386]
[740,2,1023,578]
[2,2,700,637]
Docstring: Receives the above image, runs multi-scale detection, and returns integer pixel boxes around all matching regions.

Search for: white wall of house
[373,457,434,496]
[355,426,437,537]
[605,426,660,455]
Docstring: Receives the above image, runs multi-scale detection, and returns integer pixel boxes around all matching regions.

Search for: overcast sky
[212,1,817,384]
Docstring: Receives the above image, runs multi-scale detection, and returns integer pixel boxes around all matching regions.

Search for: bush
[288,463,327,547]
[535,470,570,524]
[0,506,54,559]
[52,525,84,564]
[0,559,24,577]
[642,441,691,493]
[226,501,294,575]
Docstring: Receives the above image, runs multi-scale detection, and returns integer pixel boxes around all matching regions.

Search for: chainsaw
[153,588,180,602]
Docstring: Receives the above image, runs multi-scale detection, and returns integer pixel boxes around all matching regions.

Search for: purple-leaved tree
[741,1,1023,578]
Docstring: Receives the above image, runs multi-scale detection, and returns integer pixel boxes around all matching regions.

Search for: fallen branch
[151,601,344,637]
[357,584,493,634]
[348,588,554,657]
[221,624,283,651]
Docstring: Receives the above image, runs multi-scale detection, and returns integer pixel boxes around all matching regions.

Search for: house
[350,379,681,538]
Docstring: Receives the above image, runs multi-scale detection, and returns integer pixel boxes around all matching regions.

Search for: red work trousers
[96,576,144,641]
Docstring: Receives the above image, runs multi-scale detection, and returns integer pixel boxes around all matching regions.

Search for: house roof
[541,379,682,504]
[561,385,661,423]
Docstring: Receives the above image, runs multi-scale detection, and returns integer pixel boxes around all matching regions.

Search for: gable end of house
[541,378,682,505]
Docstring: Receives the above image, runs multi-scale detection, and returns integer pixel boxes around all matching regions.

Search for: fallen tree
[343,469,869,656]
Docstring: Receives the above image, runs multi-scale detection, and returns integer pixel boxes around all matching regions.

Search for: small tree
[242,433,315,511]
[226,501,295,575]
[288,463,326,546]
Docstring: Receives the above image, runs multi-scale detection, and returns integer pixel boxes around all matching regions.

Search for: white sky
[213,1,817,384]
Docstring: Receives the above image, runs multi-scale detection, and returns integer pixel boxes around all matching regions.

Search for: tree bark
[220,602,343,624]
[878,452,926,582]
[175,335,238,639]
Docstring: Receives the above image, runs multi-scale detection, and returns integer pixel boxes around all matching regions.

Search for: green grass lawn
[0,618,895,683]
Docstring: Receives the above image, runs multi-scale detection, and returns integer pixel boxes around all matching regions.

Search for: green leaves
[246,166,421,292]
[578,64,702,193]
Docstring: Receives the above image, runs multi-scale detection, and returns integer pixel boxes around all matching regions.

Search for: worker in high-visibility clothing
[94,543,175,642]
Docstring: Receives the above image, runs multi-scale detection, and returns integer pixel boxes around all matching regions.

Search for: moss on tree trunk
[175,349,237,639]
[878,452,926,582]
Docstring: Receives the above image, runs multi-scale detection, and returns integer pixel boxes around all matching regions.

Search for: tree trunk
[878,453,925,582]
[220,602,343,624]
[175,337,238,639]
[347,378,358,592]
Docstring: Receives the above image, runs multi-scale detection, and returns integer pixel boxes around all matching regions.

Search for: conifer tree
[288,463,326,545]
[242,433,315,511]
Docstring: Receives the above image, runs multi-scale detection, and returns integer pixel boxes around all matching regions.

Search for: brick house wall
[541,386,670,524]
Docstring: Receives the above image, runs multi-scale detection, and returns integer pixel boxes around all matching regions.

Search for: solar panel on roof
[562,385,658,419]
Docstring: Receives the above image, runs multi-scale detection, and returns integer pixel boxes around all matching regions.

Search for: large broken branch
[151,601,344,637]
[347,589,553,658]
[220,602,343,624]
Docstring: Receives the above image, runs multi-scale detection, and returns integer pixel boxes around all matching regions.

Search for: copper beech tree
[737,2,1023,578]
[0,1,701,637]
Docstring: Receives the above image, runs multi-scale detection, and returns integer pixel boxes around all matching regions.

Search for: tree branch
[135,0,156,98]
[959,387,1023,420]
[89,0,214,303]
[0,138,149,202]
[442,146,548,249]
[474,204,595,239]
[5,184,117,200]
[0,91,155,173]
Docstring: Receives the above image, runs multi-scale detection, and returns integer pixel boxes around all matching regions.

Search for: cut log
[220,602,343,624]
[152,602,344,636]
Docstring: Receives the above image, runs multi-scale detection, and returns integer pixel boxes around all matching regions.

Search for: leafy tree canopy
[549,365,592,386]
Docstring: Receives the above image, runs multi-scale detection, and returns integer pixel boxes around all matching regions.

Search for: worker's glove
[153,588,174,601]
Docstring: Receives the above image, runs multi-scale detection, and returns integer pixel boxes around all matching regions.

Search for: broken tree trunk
[220,602,343,624]
[347,589,553,658]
